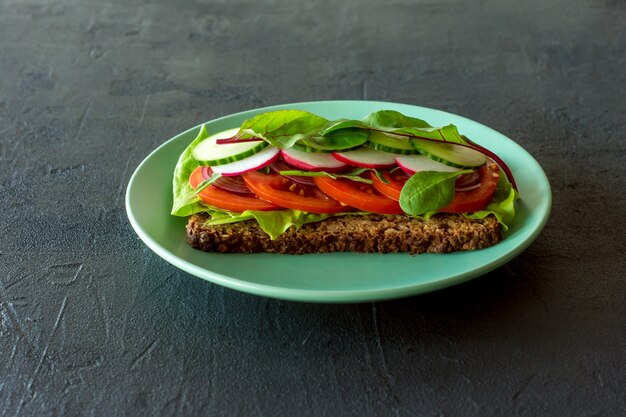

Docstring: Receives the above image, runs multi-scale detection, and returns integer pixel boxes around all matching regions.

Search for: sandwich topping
[172,110,518,239]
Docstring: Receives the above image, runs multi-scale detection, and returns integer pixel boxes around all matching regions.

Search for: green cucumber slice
[192,128,269,166]
[409,138,487,168]
[366,131,420,155]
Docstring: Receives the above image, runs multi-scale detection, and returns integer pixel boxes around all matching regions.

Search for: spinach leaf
[399,170,472,215]
[235,110,472,153]
[319,110,430,136]
[299,128,369,151]
[319,110,470,149]
[237,110,328,148]
[394,124,468,145]
[362,110,431,130]
[320,118,370,135]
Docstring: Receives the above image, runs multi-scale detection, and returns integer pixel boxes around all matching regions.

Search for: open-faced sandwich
[171,110,518,254]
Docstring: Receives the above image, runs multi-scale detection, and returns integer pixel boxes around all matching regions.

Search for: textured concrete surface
[1,0,625,416]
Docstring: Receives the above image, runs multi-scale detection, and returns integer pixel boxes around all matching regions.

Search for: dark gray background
[1,0,625,416]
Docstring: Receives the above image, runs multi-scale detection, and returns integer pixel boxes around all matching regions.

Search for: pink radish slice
[281,148,347,172]
[332,148,396,168]
[210,146,280,176]
[396,155,461,175]
[270,160,316,186]
[201,167,254,195]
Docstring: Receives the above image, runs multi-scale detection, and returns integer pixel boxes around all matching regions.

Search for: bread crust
[186,213,502,254]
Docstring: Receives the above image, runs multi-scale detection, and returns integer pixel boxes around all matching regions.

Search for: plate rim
[126,100,552,303]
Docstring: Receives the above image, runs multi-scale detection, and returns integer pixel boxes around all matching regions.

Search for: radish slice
[332,148,397,168]
[270,160,316,186]
[396,155,461,175]
[281,148,347,172]
[211,146,280,176]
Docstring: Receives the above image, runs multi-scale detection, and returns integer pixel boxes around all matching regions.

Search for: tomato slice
[242,171,348,214]
[189,167,281,212]
[313,177,403,215]
[440,162,500,213]
[370,170,408,201]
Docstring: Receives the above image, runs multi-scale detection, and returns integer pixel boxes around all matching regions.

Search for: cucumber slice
[192,128,268,166]
[366,131,420,155]
[409,138,486,168]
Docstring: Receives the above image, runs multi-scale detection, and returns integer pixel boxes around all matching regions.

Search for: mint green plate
[126,101,551,303]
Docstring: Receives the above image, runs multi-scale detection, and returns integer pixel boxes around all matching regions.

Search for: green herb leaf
[399,170,472,215]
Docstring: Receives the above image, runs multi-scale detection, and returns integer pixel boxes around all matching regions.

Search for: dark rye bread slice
[186,213,502,254]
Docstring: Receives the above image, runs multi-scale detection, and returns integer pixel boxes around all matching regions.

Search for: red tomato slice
[440,162,500,213]
[242,171,348,214]
[370,170,408,201]
[189,167,281,212]
[313,177,404,215]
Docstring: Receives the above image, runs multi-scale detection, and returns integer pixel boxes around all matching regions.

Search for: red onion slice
[270,160,317,186]
[455,183,481,192]
[455,169,481,192]
[201,166,254,195]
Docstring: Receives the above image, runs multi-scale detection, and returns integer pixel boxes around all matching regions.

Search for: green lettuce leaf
[191,205,368,240]
[465,173,519,231]
[171,125,208,216]
[205,209,332,240]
